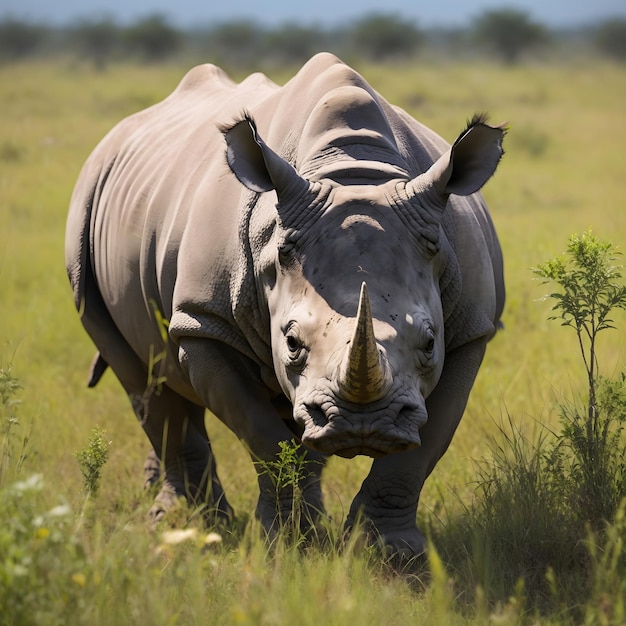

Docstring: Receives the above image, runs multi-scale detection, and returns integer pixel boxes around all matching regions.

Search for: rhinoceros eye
[417,326,436,368]
[286,334,301,353]
[424,331,435,356]
[285,324,307,367]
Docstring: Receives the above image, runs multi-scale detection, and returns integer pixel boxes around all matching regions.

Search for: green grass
[1,57,625,624]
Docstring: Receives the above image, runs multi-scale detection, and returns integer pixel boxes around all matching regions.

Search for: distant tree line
[1,9,625,69]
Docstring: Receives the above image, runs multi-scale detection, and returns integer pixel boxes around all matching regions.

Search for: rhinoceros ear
[224,115,309,199]
[426,114,506,197]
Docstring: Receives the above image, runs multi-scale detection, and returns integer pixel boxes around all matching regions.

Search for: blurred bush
[472,8,549,64]
[594,18,626,61]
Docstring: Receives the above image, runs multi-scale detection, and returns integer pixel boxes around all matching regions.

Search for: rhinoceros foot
[343,522,427,565]
[144,450,234,529]
[378,527,427,560]
[344,510,427,561]
[147,483,183,527]
[147,482,234,529]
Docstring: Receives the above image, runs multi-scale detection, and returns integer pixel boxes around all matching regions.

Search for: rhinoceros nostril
[396,405,415,421]
[306,404,328,429]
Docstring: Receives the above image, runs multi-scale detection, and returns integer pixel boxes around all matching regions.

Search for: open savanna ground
[1,57,625,625]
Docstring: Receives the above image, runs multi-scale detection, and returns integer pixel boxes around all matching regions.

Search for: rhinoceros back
[65,63,285,394]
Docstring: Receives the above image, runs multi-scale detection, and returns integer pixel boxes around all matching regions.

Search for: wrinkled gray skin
[66,53,505,557]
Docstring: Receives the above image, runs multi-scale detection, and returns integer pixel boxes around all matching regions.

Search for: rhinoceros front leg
[345,338,488,557]
[255,449,327,540]
[179,338,326,536]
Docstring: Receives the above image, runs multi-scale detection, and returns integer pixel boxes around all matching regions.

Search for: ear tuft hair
[218,110,254,135]
[466,112,490,130]
[462,112,510,137]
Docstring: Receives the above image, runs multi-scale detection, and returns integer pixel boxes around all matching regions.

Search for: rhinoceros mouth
[294,393,426,458]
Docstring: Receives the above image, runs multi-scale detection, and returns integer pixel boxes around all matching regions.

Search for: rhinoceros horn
[338,282,392,404]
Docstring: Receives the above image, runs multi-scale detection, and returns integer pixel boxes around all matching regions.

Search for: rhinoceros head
[224,115,504,458]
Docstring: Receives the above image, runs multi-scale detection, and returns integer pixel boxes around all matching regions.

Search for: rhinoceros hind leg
[75,262,233,525]
[127,385,234,527]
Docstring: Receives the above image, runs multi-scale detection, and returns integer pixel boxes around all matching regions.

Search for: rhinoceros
[65,52,505,556]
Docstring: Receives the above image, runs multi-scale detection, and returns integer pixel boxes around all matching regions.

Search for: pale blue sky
[2,0,625,27]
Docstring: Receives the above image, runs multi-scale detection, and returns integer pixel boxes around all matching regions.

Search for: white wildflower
[13,474,44,493]
[203,532,222,546]
[160,528,198,545]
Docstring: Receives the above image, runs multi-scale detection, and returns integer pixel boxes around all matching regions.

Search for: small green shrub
[255,440,314,538]
[534,231,626,529]
[258,440,311,494]
[75,427,110,497]
[447,232,626,619]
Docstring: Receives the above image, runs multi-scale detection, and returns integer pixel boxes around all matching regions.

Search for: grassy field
[1,56,625,624]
